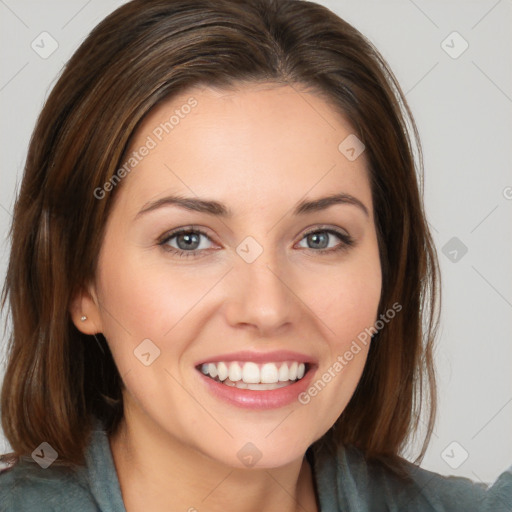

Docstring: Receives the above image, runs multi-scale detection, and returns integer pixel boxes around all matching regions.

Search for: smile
[199,361,307,390]
[195,351,316,409]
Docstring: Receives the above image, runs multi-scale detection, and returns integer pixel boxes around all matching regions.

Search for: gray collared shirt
[1,421,511,511]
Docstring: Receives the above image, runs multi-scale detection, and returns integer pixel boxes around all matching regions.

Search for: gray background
[0,0,511,486]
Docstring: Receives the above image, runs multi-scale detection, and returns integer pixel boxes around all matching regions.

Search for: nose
[223,247,300,337]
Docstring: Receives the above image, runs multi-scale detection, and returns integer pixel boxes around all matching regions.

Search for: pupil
[178,232,199,250]
[309,232,328,249]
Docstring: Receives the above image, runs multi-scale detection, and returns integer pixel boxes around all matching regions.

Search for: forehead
[114,82,373,218]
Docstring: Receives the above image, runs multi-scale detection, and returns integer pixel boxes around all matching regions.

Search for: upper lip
[195,350,317,367]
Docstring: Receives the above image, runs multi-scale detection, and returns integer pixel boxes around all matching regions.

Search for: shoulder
[0,456,98,512]
[312,442,512,511]
[0,419,126,512]
[394,456,512,512]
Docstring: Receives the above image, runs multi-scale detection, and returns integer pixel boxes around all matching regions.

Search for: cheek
[309,268,379,377]
[304,250,382,348]
[96,247,211,341]
[93,246,232,393]
[93,252,207,414]
[295,247,381,426]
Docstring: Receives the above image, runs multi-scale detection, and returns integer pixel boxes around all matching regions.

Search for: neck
[109,409,319,512]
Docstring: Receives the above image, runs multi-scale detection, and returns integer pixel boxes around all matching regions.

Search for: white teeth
[217,362,228,381]
[242,362,260,384]
[278,363,289,382]
[289,362,298,380]
[199,360,309,386]
[260,363,279,384]
[228,362,242,382]
[208,363,218,378]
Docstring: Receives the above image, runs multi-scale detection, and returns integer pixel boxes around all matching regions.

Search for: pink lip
[195,350,316,366]
[196,364,317,410]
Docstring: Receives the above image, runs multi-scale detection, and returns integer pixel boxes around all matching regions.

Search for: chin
[198,433,314,470]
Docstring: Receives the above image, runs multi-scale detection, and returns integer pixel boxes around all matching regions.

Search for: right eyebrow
[134,195,233,220]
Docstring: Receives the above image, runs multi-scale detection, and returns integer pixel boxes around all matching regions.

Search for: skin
[71,82,382,512]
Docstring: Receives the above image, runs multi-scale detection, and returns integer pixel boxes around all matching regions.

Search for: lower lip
[197,367,316,409]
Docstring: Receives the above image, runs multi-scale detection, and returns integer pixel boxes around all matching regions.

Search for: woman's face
[78,83,382,468]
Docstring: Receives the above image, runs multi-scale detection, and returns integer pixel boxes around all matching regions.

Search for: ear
[69,283,103,335]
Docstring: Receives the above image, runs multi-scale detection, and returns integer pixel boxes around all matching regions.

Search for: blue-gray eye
[297,229,353,252]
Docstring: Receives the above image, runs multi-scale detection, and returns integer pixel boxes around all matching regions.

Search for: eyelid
[157,225,216,245]
[299,224,350,239]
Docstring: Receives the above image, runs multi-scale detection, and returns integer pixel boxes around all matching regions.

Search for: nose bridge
[225,235,298,334]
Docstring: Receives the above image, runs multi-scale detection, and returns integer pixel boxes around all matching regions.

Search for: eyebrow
[135,192,369,220]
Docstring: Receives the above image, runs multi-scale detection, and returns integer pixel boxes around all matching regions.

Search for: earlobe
[69,284,103,335]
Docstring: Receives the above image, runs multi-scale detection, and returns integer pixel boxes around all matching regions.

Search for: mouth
[194,351,316,409]
[197,360,309,390]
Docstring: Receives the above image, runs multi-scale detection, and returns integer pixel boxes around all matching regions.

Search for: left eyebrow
[294,193,369,218]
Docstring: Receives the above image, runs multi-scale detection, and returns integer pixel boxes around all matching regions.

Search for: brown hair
[1,0,440,477]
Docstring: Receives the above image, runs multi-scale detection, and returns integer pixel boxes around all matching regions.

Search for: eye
[158,227,215,258]
[158,226,354,259]
[296,228,354,254]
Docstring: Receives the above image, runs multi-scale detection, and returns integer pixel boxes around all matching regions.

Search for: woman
[0,0,510,510]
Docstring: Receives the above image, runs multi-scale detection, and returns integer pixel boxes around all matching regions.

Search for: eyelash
[157,226,354,259]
